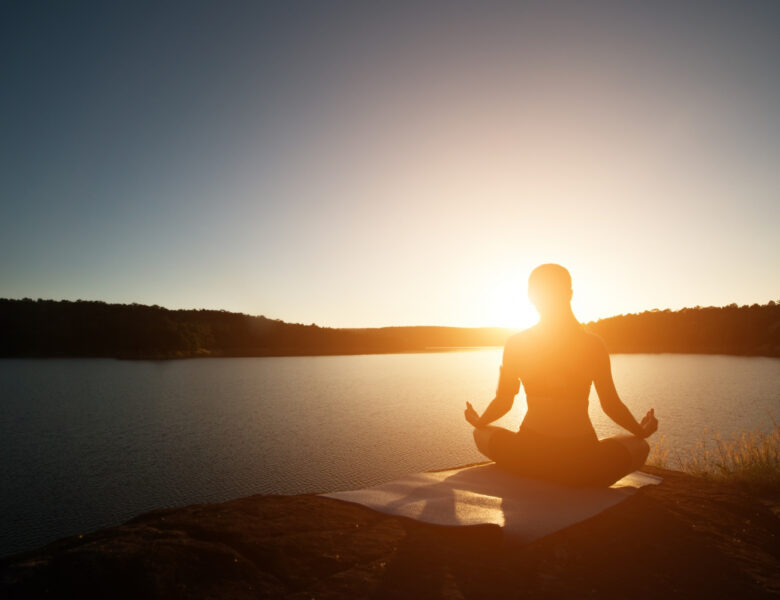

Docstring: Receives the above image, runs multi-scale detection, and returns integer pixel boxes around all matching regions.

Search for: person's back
[504,324,599,439]
[465,264,658,487]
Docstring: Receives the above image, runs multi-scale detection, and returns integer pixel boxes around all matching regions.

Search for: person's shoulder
[505,325,536,346]
[580,329,609,356]
[581,329,605,345]
[503,325,538,354]
[501,328,533,367]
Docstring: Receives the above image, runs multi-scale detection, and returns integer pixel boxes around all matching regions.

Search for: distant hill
[0,299,510,359]
[584,302,780,357]
[0,298,778,359]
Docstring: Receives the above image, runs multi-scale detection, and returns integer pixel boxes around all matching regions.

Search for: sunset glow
[1,2,777,327]
[1,3,779,584]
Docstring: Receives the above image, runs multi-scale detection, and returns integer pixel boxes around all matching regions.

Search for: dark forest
[1,298,778,359]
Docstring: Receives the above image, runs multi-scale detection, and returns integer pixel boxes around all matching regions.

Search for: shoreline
[2,466,778,598]
[3,348,779,361]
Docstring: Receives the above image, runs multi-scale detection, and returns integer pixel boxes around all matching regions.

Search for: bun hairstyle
[528,263,572,299]
[528,264,579,327]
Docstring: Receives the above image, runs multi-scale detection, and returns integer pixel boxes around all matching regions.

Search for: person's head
[528,263,573,318]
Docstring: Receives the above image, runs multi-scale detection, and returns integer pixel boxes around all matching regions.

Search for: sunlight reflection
[453,489,505,527]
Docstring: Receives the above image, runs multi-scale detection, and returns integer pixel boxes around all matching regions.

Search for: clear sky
[1,1,778,328]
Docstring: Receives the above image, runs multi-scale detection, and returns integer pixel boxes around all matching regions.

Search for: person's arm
[593,338,657,438]
[465,341,521,428]
[465,391,514,428]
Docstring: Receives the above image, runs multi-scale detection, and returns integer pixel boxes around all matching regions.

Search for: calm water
[1,351,778,557]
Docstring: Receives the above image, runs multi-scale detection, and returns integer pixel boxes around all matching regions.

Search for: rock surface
[2,466,778,599]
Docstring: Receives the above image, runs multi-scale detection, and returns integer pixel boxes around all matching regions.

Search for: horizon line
[2,296,778,331]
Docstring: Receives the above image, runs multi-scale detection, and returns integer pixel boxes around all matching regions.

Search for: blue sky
[1,1,778,327]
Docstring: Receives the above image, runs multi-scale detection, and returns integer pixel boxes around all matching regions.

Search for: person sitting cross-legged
[465,264,658,487]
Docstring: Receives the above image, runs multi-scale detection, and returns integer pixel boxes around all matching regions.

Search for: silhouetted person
[465,264,658,487]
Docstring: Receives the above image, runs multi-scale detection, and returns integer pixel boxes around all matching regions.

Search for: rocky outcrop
[2,466,778,599]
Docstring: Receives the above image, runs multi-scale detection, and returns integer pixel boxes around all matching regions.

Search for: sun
[484,278,539,330]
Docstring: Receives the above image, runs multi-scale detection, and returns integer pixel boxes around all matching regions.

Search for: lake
[1,351,778,557]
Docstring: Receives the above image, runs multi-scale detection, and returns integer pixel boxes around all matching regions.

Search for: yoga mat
[321,464,662,544]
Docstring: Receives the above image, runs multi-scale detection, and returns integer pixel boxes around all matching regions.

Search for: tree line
[0,299,507,359]
[584,302,780,357]
[0,298,777,359]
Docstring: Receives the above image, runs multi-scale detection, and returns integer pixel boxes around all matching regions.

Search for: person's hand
[464,402,482,428]
[638,408,658,438]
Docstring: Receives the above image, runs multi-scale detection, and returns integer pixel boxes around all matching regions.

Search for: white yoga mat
[322,464,662,544]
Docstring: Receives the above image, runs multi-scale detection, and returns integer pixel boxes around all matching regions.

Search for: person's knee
[610,435,650,471]
[637,437,650,465]
[473,428,489,455]
[473,426,505,459]
[626,437,650,470]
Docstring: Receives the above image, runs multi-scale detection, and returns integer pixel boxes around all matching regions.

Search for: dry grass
[648,425,780,494]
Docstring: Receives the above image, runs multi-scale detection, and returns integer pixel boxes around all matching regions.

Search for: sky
[1,1,778,328]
